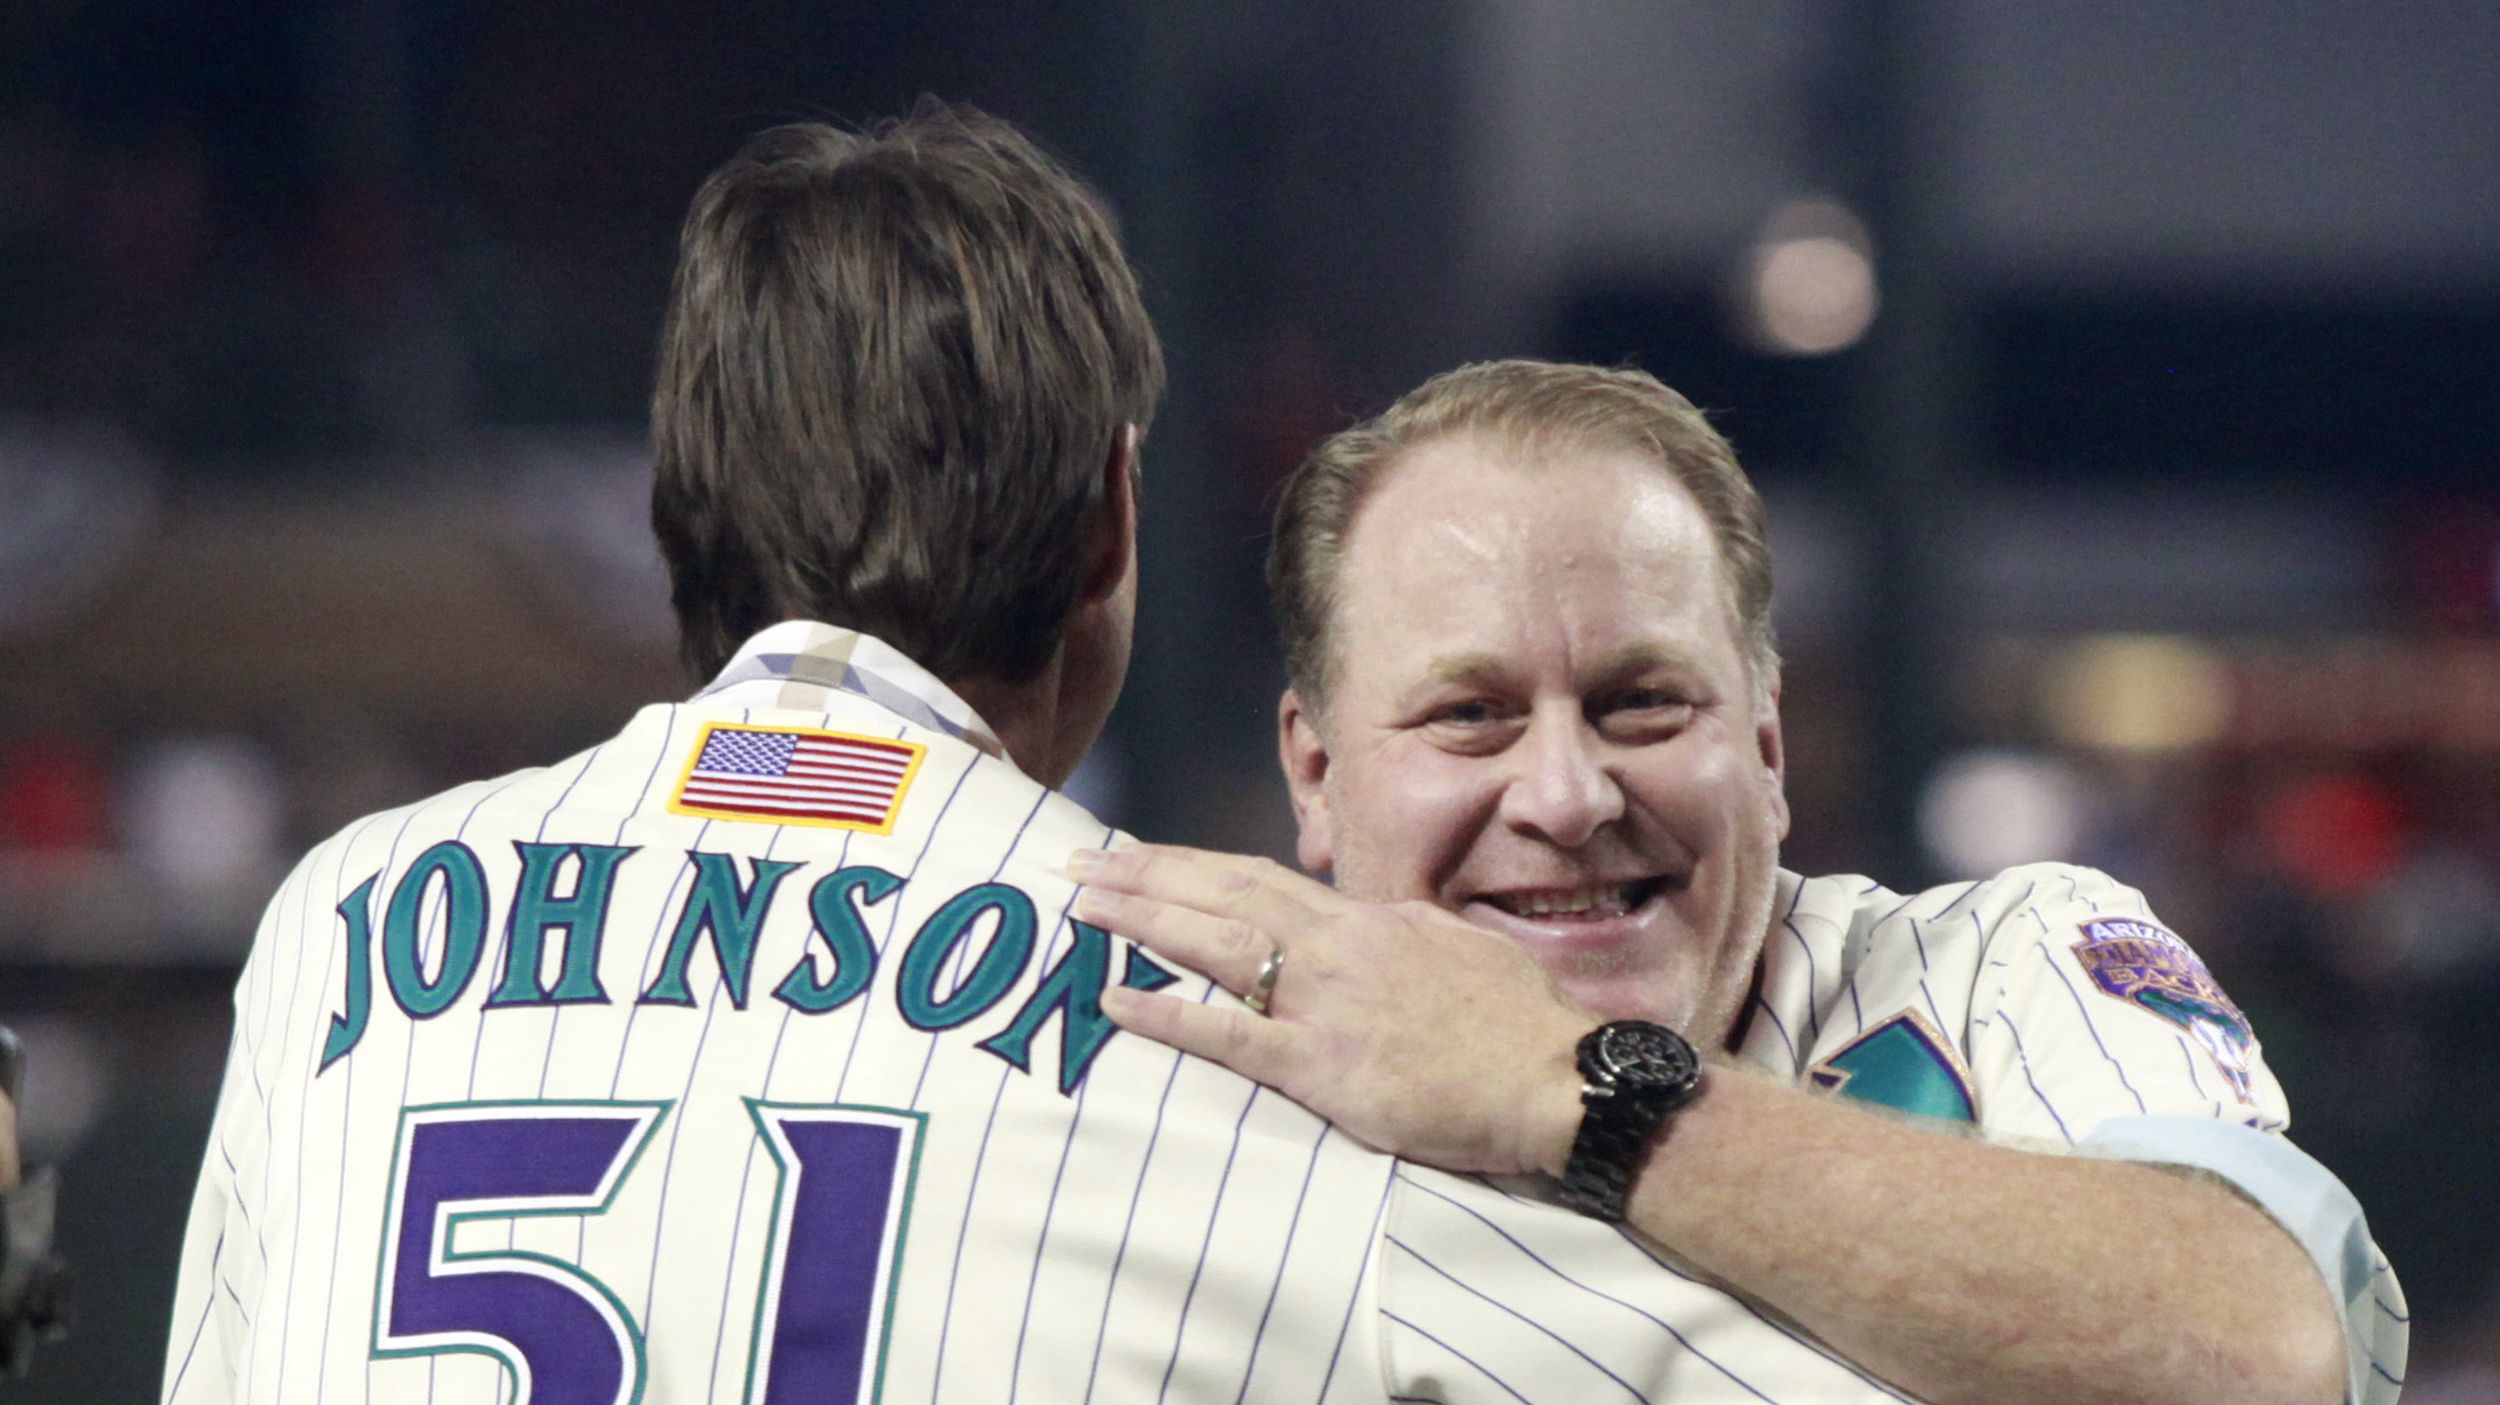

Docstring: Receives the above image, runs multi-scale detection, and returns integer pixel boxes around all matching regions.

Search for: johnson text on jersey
[316,841,1177,1094]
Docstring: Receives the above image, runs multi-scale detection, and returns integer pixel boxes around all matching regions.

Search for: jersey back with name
[163,697,1397,1405]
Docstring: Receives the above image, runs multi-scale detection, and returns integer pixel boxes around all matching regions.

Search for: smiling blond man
[1078,360,2406,1405]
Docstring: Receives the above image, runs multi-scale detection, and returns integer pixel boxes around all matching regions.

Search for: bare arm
[1074,843,2346,1405]
[1586,1061,2342,1405]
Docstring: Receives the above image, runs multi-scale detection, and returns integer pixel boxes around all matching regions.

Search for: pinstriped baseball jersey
[1364,867,2408,1405]
[1739,866,2406,1405]
[1379,1164,1933,1404]
[161,620,2406,1403]
[164,623,1420,1405]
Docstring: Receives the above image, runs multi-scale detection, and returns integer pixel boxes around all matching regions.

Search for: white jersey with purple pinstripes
[161,622,1413,1404]
[1376,867,2409,1404]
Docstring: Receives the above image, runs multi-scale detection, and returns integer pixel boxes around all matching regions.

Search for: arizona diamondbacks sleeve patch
[2072,917,2259,1102]
[669,723,926,833]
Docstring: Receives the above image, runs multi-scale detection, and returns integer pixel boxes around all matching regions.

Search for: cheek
[1331,750,1493,897]
[1638,740,1749,832]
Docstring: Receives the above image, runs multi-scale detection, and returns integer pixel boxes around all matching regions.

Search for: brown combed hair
[651,100,1164,683]
[1269,359,1777,708]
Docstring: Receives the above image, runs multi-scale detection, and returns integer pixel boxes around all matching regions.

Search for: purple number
[746,1105,926,1405]
[377,1104,662,1405]
[373,1101,922,1405]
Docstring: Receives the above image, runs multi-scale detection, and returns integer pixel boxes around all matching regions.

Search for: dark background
[2,2,2495,1398]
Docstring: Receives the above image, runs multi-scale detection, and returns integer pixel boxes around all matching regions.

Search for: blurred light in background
[2261,770,2407,902]
[1918,748,2097,878]
[122,736,286,949]
[2038,634,2232,752]
[1733,198,1879,357]
[0,423,158,634]
[0,734,110,855]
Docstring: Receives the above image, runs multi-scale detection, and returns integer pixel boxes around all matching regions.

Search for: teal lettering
[979,922,1180,1094]
[895,883,1034,1030]
[383,842,490,1019]
[319,872,382,1071]
[641,850,801,1008]
[775,866,900,1014]
[488,842,637,1007]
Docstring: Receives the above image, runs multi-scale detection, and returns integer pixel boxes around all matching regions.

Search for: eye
[1427,697,1504,727]
[1596,687,1697,736]
[1412,695,1524,753]
[1605,687,1689,714]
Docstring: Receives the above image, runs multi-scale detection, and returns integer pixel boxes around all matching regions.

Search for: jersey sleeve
[2077,1117,2408,1405]
[160,844,316,1405]
[161,984,269,1404]
[1963,864,2405,1405]
[161,1034,245,1404]
[1963,863,2287,1144]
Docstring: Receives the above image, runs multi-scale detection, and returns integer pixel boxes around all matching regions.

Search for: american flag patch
[668,724,926,832]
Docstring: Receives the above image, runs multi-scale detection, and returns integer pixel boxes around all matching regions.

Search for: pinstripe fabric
[162,626,1396,1404]
[1741,863,2405,1404]
[1746,866,2287,1149]
[159,623,2403,1403]
[1365,863,2402,1403]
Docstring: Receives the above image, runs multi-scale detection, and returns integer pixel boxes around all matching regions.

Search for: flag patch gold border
[668,722,928,834]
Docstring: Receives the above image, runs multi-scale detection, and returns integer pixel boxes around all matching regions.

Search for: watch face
[1593,1021,1699,1091]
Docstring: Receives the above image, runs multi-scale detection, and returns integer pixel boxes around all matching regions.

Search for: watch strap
[1555,1021,1703,1222]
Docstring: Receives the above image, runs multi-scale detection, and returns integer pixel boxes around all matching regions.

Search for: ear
[1077,424,1140,606]
[1277,688,1337,875]
[1757,679,1791,842]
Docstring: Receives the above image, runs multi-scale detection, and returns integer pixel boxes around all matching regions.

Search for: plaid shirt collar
[691,621,1008,761]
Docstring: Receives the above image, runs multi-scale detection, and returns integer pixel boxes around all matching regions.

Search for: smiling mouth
[1479,877,1673,920]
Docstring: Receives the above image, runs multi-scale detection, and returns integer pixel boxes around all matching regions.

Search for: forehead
[1329,433,1742,683]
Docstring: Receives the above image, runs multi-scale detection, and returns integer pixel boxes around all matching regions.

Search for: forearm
[1551,1066,2346,1405]
[0,1090,17,1190]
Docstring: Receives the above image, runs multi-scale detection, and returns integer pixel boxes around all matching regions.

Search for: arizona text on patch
[669,722,925,832]
[2071,915,2260,1102]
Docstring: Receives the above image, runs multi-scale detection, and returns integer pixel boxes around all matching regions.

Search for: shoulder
[1752,864,2184,1072]
[284,769,553,889]
[1786,862,2166,971]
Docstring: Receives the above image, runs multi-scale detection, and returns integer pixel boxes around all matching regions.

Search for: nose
[1498,706,1626,848]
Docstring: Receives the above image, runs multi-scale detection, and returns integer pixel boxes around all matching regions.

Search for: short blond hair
[1269,360,1776,707]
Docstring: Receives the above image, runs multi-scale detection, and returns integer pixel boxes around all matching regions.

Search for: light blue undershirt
[2078,1116,2405,1405]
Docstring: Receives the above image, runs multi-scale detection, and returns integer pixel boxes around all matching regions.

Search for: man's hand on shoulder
[1072,843,1592,1178]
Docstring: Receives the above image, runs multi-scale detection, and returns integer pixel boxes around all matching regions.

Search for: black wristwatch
[1556,1019,1704,1223]
[0,1026,72,1378]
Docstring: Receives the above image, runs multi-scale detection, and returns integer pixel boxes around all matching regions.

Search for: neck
[952,652,1081,789]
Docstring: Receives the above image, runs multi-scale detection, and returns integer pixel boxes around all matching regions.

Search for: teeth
[1508,884,1634,918]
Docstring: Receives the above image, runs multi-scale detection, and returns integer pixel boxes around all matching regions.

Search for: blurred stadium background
[2,2,2496,1398]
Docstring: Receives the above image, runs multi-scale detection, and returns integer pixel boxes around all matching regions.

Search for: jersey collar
[691,620,1009,761]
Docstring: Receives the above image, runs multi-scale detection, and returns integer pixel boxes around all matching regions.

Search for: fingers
[1068,844,1327,939]
[1100,986,1292,1086]
[1072,884,1274,995]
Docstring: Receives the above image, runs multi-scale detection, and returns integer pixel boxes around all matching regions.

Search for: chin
[1561,970,1691,1031]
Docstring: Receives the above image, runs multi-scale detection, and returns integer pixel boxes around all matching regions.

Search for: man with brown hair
[1076,359,2406,1405]
[167,103,1351,1405]
[164,111,1786,1405]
